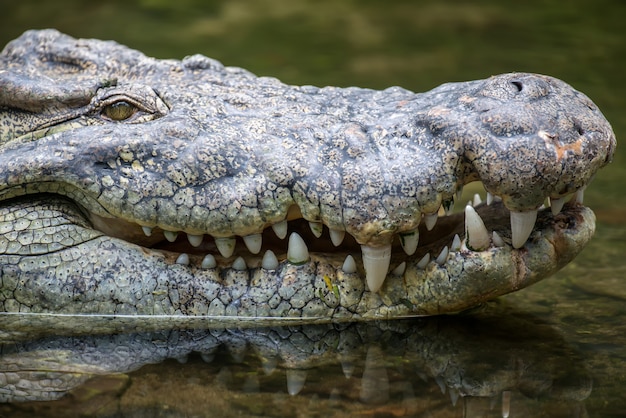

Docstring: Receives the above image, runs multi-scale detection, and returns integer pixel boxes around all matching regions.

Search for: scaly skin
[0,30,616,322]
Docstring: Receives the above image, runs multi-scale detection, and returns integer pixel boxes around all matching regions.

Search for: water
[0,1,625,416]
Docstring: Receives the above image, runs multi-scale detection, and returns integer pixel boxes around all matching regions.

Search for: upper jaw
[87,182,592,295]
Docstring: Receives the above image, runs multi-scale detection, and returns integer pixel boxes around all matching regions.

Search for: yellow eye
[101,101,138,121]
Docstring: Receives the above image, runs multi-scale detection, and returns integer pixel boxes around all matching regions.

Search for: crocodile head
[0,30,615,322]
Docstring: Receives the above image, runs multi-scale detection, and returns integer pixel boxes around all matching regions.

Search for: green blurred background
[1,1,626,414]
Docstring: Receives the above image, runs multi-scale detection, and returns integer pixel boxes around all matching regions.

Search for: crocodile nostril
[511,81,523,92]
[573,120,585,136]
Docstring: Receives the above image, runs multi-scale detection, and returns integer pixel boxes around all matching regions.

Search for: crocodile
[0,29,616,323]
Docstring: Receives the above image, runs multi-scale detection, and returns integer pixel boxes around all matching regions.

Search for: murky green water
[0,1,624,416]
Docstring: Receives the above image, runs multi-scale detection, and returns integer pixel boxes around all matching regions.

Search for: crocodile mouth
[86,184,589,294]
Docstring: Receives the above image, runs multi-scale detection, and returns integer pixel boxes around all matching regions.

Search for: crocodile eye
[101,101,138,121]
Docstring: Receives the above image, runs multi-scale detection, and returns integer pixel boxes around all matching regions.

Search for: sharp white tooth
[449,387,459,407]
[510,210,538,249]
[286,369,307,396]
[400,229,419,256]
[342,254,357,273]
[187,233,203,247]
[242,233,262,254]
[550,197,566,215]
[175,253,190,265]
[232,256,247,271]
[443,199,454,215]
[392,261,406,276]
[487,192,494,205]
[287,232,309,264]
[417,253,430,269]
[438,205,446,216]
[201,254,216,269]
[435,246,449,265]
[163,230,178,242]
[141,226,153,237]
[424,212,438,231]
[502,391,511,418]
[473,193,482,206]
[309,221,323,238]
[272,220,288,239]
[451,234,461,252]
[261,250,279,270]
[465,204,491,251]
[435,376,447,394]
[492,231,505,247]
[361,244,392,292]
[329,228,345,246]
[575,188,585,203]
[215,237,236,258]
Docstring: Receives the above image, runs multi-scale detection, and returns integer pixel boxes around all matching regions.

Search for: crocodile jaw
[0,194,594,321]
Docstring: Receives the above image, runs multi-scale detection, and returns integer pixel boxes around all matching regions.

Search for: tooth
[141,226,153,237]
[286,369,307,396]
[435,246,449,265]
[473,193,482,206]
[262,356,277,376]
[455,186,463,202]
[400,229,419,255]
[309,221,323,238]
[287,232,309,264]
[232,256,247,271]
[451,234,461,252]
[164,230,178,242]
[492,231,505,247]
[465,205,491,251]
[487,192,494,205]
[435,376,447,394]
[342,254,357,273]
[329,229,345,246]
[243,233,262,254]
[443,198,454,215]
[215,237,236,258]
[175,253,189,265]
[392,262,406,276]
[201,254,216,269]
[187,233,203,247]
[200,352,215,363]
[437,205,446,216]
[272,220,288,239]
[502,391,511,418]
[424,212,438,231]
[549,197,566,215]
[261,250,279,270]
[449,387,459,407]
[360,346,390,404]
[341,359,355,379]
[510,210,538,249]
[575,188,585,203]
[361,244,392,292]
[417,253,430,269]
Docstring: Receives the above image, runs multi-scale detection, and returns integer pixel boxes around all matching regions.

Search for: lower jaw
[0,196,595,323]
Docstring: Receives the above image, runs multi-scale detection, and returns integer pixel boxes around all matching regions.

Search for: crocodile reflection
[0,307,591,417]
